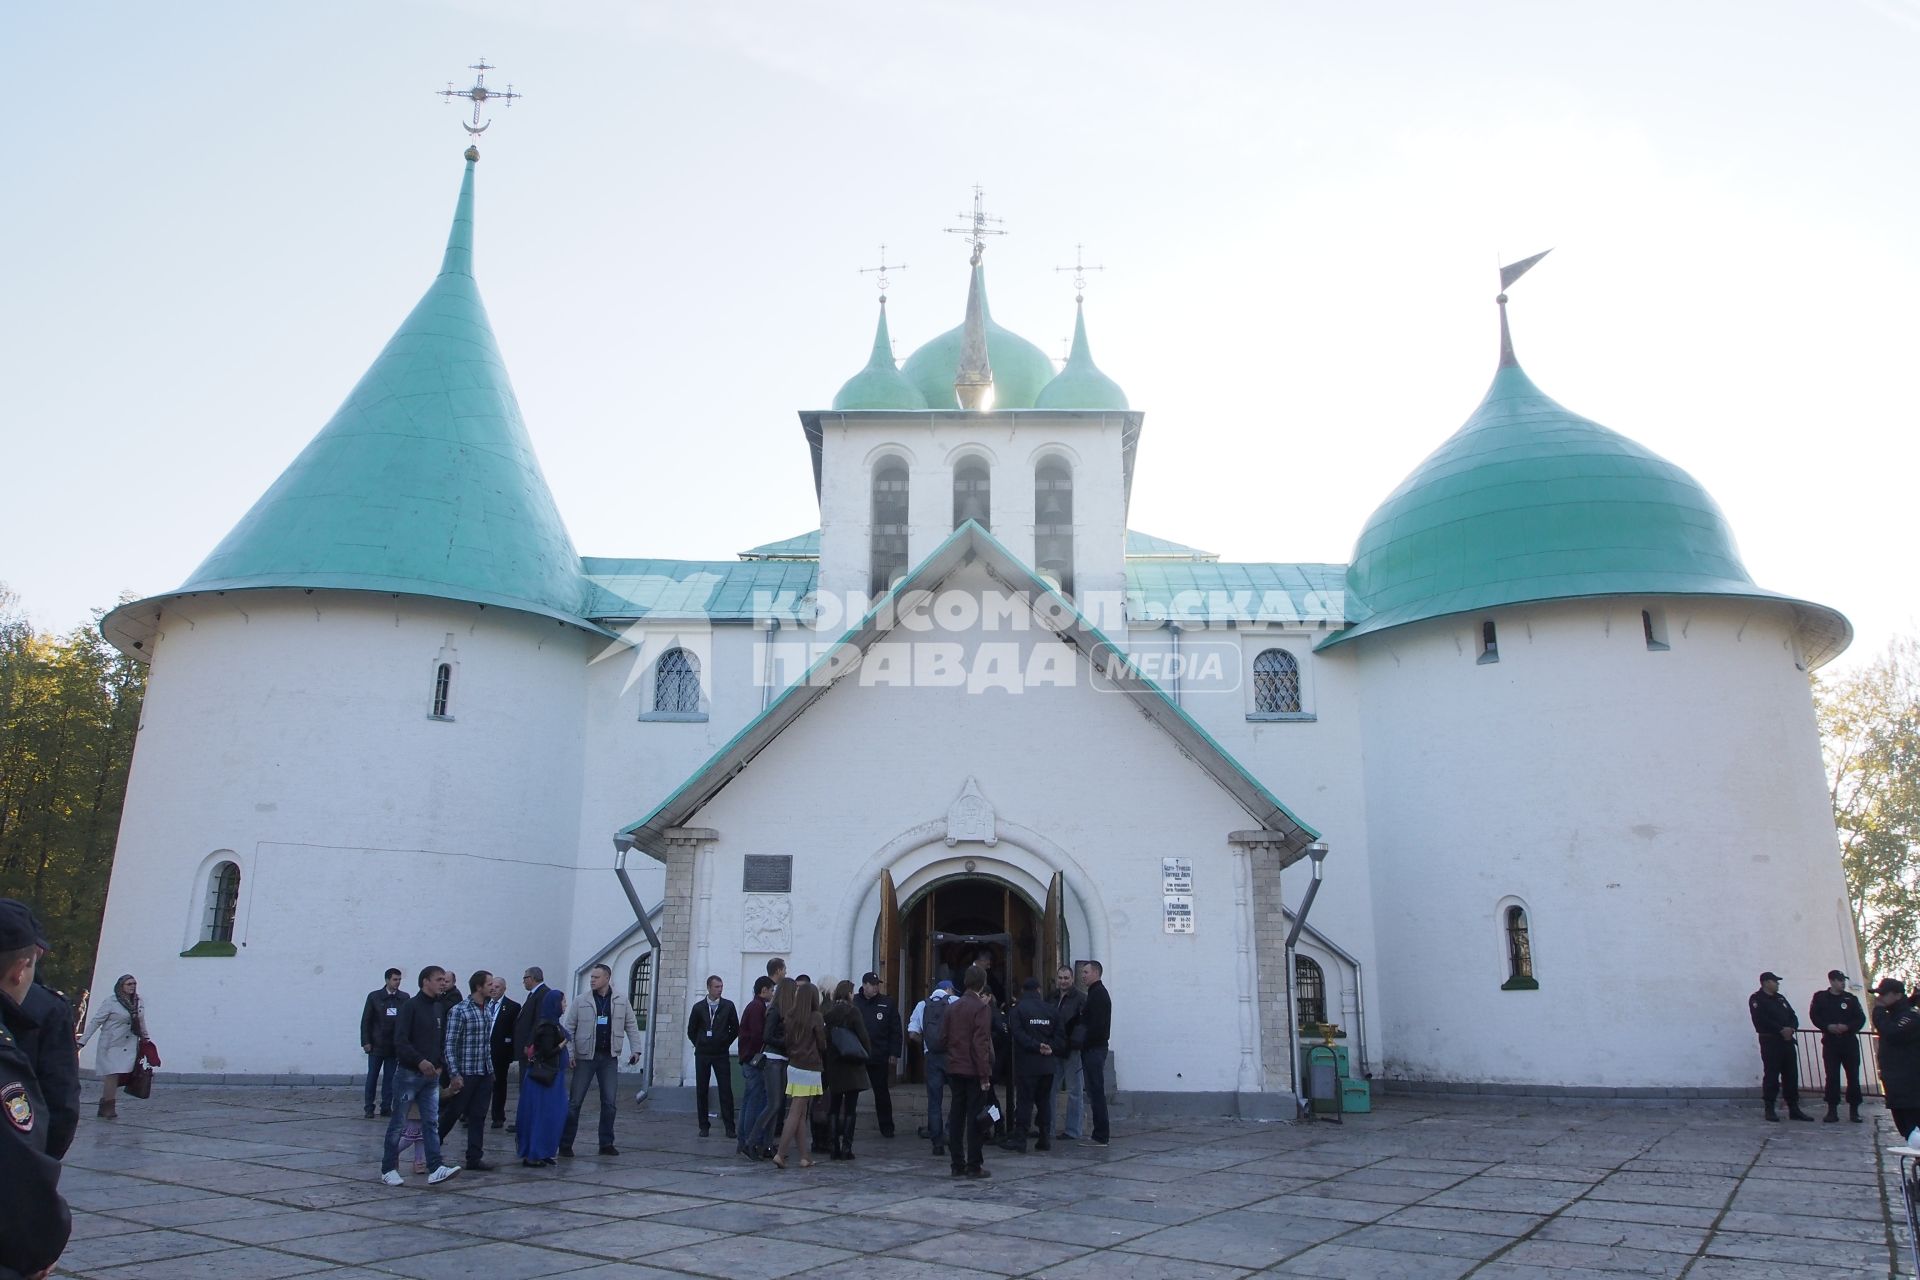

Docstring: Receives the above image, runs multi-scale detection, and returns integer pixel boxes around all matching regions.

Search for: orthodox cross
[438,59,521,136]
[944,186,1007,263]
[1055,242,1105,302]
[858,245,907,301]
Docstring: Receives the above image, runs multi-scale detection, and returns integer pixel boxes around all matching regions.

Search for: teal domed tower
[1035,299,1128,410]
[1327,281,1848,665]
[832,299,928,411]
[899,261,1057,410]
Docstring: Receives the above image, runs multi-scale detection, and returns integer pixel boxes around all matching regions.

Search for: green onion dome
[899,262,1057,410]
[1034,301,1128,410]
[832,301,929,411]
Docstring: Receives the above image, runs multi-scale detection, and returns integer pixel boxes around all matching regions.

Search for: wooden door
[1043,871,1063,983]
[878,869,900,988]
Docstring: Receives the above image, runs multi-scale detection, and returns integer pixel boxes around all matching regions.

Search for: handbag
[829,1025,868,1063]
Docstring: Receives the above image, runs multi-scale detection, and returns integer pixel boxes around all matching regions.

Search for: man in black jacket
[1875,978,1920,1140]
[686,975,740,1137]
[1809,969,1867,1123]
[1049,965,1086,1141]
[852,971,901,1138]
[1748,970,1812,1122]
[0,902,78,1160]
[359,968,406,1118]
[1078,960,1112,1145]
[485,975,520,1129]
[1000,976,1058,1153]
[379,966,461,1185]
[0,1018,69,1280]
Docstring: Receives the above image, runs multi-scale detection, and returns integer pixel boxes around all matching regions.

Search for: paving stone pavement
[46,1083,1917,1278]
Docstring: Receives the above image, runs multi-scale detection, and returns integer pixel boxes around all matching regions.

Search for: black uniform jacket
[1748,989,1797,1042]
[687,997,741,1057]
[1010,993,1062,1071]
[360,987,408,1053]
[1876,999,1920,1108]
[490,996,521,1062]
[0,980,79,1159]
[1809,989,1866,1041]
[853,991,902,1060]
[0,1022,70,1280]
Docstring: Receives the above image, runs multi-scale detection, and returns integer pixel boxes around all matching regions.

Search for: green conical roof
[831,301,928,411]
[155,157,586,627]
[1326,355,1849,665]
[899,262,1056,409]
[1035,301,1128,409]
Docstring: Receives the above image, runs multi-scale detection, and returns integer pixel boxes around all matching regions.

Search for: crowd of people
[1748,966,1920,1134]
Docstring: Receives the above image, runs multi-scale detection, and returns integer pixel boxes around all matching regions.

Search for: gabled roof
[618,521,1320,859]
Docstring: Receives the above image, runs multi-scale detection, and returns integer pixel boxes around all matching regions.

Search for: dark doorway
[893,876,1053,1083]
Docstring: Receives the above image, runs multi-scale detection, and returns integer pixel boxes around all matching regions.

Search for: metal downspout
[613,835,664,1103]
[1283,843,1329,1107]
[1285,908,1370,1079]
[762,617,780,711]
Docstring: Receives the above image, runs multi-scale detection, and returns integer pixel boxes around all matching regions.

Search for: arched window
[953,457,991,531]
[203,861,241,944]
[870,458,910,598]
[430,662,453,718]
[1253,648,1301,714]
[1295,955,1327,1029]
[1478,619,1499,664]
[628,953,653,1031]
[654,648,701,716]
[1035,458,1074,598]
[1503,905,1538,989]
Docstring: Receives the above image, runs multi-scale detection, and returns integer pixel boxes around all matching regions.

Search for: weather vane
[1055,243,1105,302]
[858,245,907,301]
[438,60,521,140]
[944,186,1007,263]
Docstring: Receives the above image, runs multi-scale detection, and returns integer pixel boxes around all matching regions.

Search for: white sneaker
[380,1170,404,1186]
[427,1164,461,1184]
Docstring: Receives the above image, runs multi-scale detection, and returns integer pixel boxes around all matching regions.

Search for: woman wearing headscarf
[515,987,570,1165]
[822,979,872,1160]
[78,974,146,1119]
[771,981,826,1169]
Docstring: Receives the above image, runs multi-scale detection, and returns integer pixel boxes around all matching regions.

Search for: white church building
[93,151,1856,1111]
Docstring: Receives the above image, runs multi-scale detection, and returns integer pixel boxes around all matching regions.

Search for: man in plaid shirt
[442,971,497,1171]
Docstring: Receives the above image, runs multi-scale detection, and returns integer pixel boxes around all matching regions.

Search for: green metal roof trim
[1127,562,1355,625]
[619,520,1319,857]
[738,529,1217,564]
[831,303,929,412]
[1034,302,1128,410]
[581,558,817,620]
[1322,363,1850,666]
[106,158,588,653]
[898,264,1058,410]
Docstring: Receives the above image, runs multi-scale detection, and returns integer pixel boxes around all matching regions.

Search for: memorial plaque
[1162,857,1193,894]
[1163,894,1194,934]
[743,854,793,894]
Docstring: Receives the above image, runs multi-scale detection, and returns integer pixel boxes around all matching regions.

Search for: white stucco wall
[91,592,591,1075]
[1355,596,1852,1089]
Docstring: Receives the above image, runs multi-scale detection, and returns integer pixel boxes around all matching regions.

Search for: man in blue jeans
[735,977,774,1156]
[560,963,644,1157]
[1077,960,1111,1146]
[379,966,462,1185]
[359,968,406,1118]
[1049,965,1086,1139]
[909,979,955,1155]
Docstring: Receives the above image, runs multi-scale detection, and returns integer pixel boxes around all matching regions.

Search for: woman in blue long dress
[516,988,570,1165]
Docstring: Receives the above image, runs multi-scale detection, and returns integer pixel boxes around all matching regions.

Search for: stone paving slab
[42,1080,1912,1278]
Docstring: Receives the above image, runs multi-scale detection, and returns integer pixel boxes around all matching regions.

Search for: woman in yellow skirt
[772,981,826,1169]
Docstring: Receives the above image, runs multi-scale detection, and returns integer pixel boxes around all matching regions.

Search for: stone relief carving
[743,894,792,951]
[945,776,998,847]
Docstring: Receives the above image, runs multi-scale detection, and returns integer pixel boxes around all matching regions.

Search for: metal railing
[1791,1028,1882,1099]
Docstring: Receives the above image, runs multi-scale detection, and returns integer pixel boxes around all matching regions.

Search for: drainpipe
[1166,621,1181,706]
[1285,912,1370,1079]
[613,834,664,1103]
[761,617,780,711]
[1283,842,1329,1109]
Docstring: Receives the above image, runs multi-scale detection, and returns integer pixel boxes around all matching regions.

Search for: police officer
[999,976,1059,1153]
[1749,970,1813,1122]
[1874,978,1920,1141]
[852,971,900,1138]
[0,1019,71,1280]
[1809,968,1866,1123]
[0,900,78,1159]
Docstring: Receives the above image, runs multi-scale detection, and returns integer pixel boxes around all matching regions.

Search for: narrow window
[870,458,911,597]
[1034,458,1074,598]
[203,862,241,943]
[430,662,453,718]
[953,457,991,531]
[654,648,701,715]
[1478,619,1499,664]
[1503,905,1538,989]
[1252,648,1301,714]
[1295,955,1328,1029]
[628,953,653,1031]
[1642,608,1670,651]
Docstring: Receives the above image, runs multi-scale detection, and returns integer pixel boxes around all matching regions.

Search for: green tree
[0,585,146,994]
[1818,635,1920,982]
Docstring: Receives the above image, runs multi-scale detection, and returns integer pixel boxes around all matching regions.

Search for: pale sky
[3,1,1914,671]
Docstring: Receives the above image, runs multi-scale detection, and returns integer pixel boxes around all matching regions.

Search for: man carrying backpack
[908,979,956,1157]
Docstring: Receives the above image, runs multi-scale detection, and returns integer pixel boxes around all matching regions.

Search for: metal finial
[438,59,522,140]
[1054,242,1105,303]
[1494,249,1551,369]
[858,244,908,301]
[944,185,1008,262]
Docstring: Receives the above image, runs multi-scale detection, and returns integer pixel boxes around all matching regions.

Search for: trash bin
[1304,1045,1343,1120]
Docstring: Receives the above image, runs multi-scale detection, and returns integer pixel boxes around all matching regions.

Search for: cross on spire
[438,59,521,141]
[858,244,907,300]
[944,185,1007,264]
[1055,242,1105,302]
